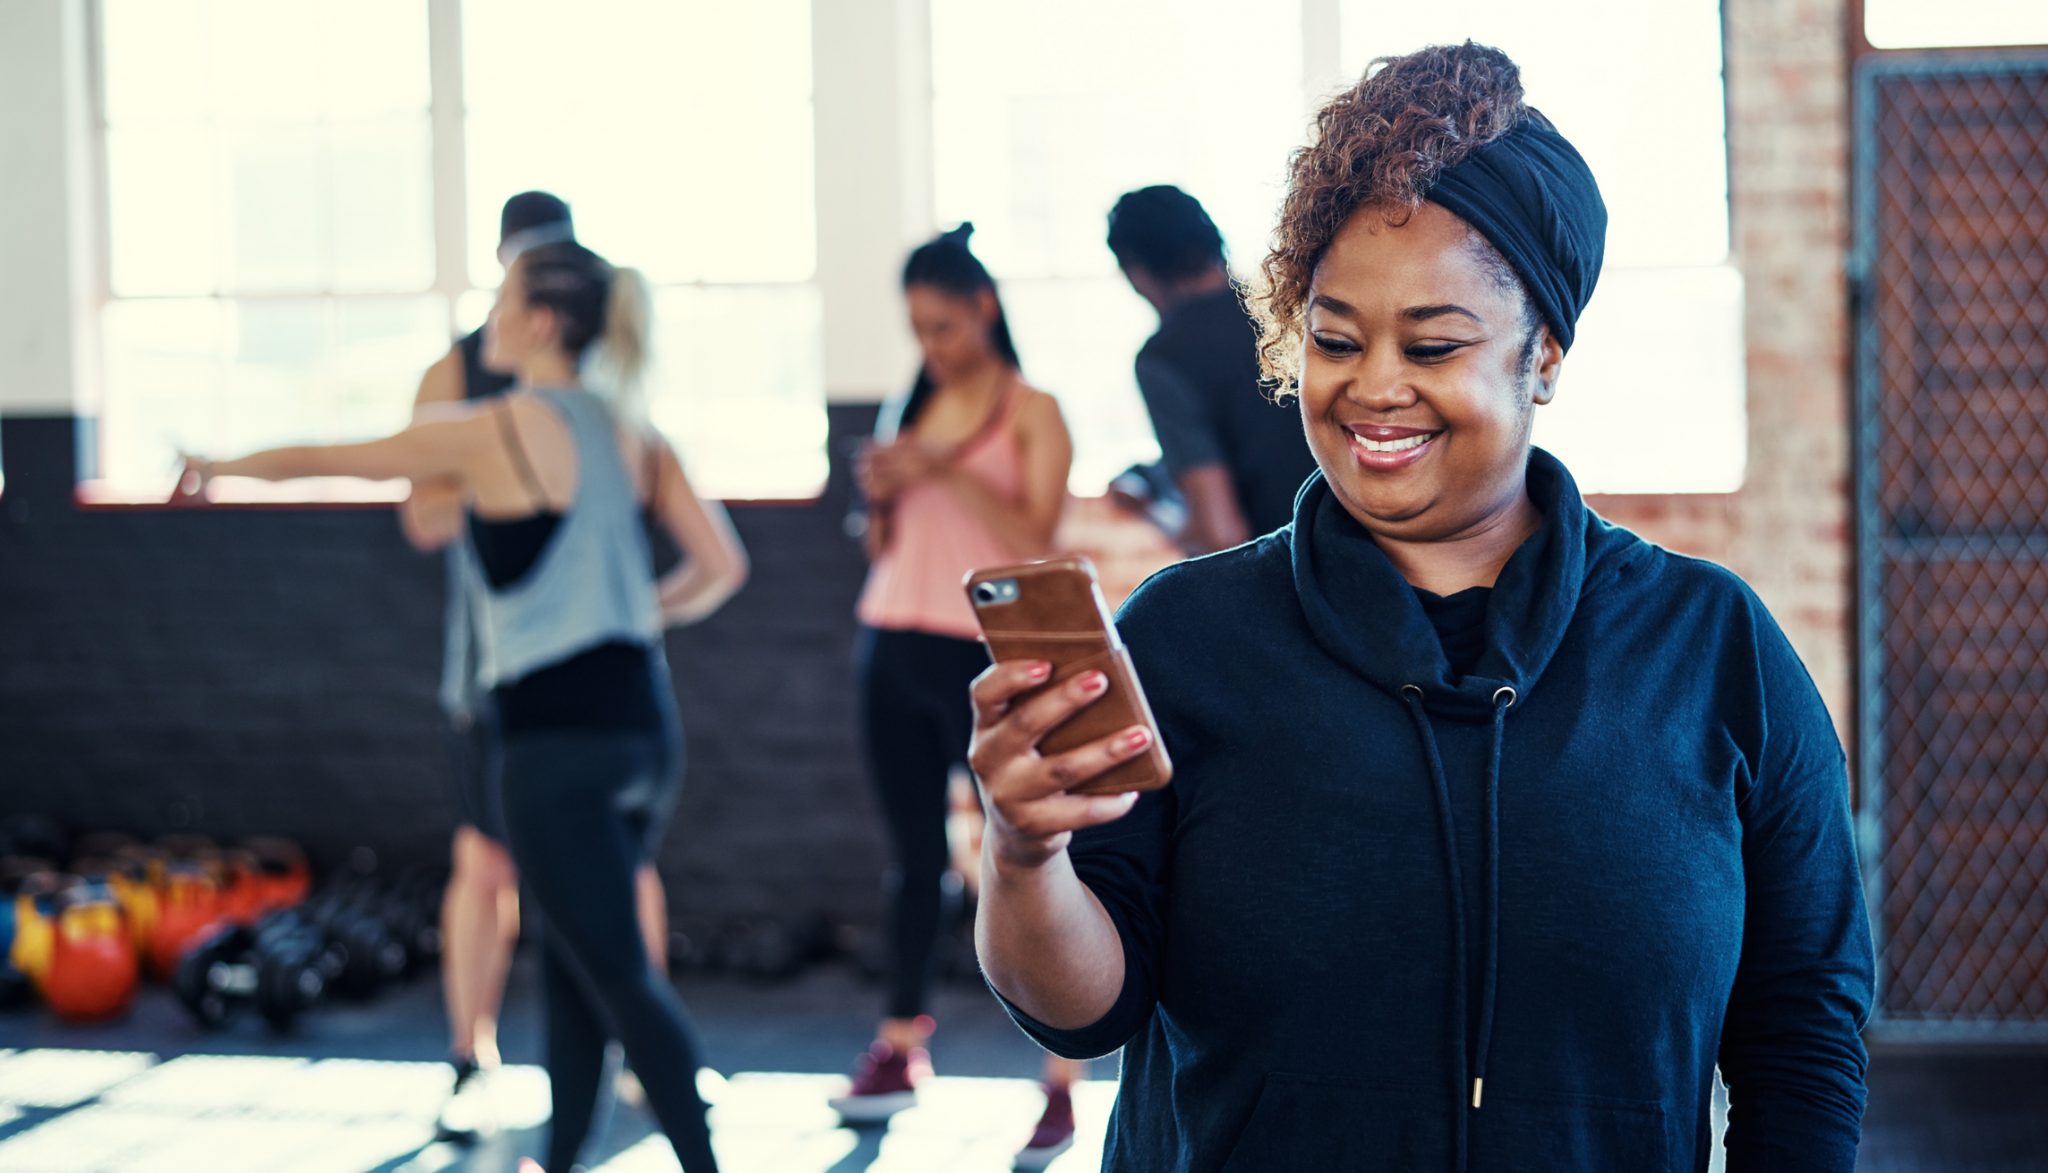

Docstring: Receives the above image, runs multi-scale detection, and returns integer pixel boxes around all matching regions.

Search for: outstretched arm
[179,413,486,498]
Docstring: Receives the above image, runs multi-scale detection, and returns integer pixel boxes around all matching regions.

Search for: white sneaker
[615,1066,647,1111]
[436,1064,497,1144]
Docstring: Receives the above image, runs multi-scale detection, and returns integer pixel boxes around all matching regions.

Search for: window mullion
[428,0,469,335]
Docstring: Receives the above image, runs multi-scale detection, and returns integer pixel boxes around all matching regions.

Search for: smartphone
[964,556,1172,795]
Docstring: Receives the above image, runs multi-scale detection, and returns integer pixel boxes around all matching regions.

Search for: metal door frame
[1851,50,2048,1042]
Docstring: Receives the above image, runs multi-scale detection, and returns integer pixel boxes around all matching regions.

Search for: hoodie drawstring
[1402,683,1517,1172]
[1472,685,1515,1113]
[1402,684,1470,1173]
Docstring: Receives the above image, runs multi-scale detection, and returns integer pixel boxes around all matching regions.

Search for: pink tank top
[857,388,1040,640]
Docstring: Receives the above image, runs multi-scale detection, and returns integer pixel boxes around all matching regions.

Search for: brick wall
[1724,0,1856,728]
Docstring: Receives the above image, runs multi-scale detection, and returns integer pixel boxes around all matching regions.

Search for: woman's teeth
[1352,432,1434,453]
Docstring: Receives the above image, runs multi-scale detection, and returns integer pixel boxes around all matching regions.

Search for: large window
[462,0,824,500]
[928,0,1745,495]
[1341,1,1745,492]
[1865,0,2048,49]
[95,0,444,497]
[91,0,825,500]
[88,0,1744,501]
[929,0,1309,492]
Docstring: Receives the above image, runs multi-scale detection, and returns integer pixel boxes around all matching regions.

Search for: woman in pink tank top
[831,225,1085,1162]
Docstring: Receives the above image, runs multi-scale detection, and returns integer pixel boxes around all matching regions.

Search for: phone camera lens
[974,583,998,605]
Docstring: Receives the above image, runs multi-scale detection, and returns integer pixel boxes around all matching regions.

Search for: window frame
[78,0,830,507]
[76,0,1749,505]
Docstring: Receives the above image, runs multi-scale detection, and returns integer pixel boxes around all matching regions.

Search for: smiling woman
[971,41,1874,1173]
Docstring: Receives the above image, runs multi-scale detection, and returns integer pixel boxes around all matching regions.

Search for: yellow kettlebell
[11,873,65,989]
[107,861,159,956]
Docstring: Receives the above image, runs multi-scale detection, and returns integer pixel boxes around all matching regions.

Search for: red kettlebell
[218,850,264,926]
[149,865,222,983]
[46,884,138,1022]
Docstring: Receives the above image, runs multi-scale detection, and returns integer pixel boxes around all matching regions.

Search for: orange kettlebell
[244,838,311,912]
[149,865,222,984]
[217,849,264,925]
[46,884,139,1022]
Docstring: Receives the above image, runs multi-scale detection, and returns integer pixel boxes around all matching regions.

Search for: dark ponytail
[888,223,1020,436]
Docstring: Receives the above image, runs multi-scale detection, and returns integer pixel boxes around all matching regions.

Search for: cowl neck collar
[1288,447,1589,719]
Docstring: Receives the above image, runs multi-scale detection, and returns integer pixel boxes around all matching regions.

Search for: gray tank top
[459,387,660,689]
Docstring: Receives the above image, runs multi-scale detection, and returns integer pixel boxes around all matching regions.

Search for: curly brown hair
[1252,41,1543,392]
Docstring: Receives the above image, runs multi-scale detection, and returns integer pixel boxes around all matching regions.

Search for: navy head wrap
[1425,117,1606,352]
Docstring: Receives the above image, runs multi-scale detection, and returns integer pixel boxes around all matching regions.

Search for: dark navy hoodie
[1003,450,1874,1172]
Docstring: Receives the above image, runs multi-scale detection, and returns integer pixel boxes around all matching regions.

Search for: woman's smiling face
[1297,201,1561,542]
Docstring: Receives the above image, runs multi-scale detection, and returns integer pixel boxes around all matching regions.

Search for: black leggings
[855,626,991,1020]
[500,723,717,1173]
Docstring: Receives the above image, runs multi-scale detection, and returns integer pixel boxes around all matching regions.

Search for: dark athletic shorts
[448,698,508,843]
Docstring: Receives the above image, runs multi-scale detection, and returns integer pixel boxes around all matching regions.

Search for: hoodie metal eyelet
[1492,686,1517,710]
[1401,684,1423,702]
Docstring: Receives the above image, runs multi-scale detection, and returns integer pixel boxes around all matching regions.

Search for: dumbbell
[254,946,326,1030]
[302,882,405,999]
[248,910,330,1031]
[174,908,329,1031]
[376,873,443,977]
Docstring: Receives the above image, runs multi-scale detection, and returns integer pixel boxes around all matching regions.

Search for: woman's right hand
[858,438,940,503]
[969,660,1152,870]
[168,454,213,505]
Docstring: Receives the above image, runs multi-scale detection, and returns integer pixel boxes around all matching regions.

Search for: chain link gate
[1853,53,2048,1035]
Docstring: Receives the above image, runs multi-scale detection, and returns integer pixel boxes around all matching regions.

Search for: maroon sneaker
[829,1041,931,1122]
[1013,1083,1075,1169]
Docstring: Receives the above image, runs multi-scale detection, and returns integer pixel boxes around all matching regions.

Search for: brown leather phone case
[964,556,1172,795]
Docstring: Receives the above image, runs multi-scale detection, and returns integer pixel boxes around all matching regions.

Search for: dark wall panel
[0,407,887,938]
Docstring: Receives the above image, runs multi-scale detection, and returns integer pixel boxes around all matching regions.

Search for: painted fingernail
[1026,661,1052,680]
[1122,728,1151,751]
[1081,672,1109,694]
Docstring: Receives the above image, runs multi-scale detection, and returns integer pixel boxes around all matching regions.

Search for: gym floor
[0,960,2043,1172]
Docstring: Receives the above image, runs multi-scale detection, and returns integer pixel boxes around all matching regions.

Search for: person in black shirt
[399,194,574,1137]
[1107,185,1318,551]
